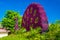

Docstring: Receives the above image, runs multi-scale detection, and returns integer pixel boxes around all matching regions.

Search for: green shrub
[0,21,60,40]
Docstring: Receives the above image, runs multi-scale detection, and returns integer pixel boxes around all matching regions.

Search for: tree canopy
[2,10,22,32]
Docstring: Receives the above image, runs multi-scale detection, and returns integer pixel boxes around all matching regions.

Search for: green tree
[0,22,3,28]
[54,20,60,28]
[2,10,22,33]
[55,20,60,25]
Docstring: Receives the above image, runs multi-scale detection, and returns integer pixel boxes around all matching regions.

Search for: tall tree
[2,10,22,32]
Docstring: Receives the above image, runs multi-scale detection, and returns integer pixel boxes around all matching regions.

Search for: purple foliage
[22,3,48,32]
[14,17,19,30]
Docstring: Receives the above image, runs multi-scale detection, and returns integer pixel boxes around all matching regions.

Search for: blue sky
[0,0,60,23]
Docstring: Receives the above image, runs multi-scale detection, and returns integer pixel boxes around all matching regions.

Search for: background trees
[0,22,3,28]
[2,10,22,32]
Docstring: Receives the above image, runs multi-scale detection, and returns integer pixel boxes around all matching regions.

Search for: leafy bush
[0,20,60,40]
[2,10,22,33]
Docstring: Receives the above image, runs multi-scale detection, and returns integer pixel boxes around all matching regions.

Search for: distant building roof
[0,28,10,33]
[0,28,7,32]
